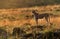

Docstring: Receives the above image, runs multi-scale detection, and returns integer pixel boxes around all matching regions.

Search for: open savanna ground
[0,5,60,27]
[0,5,60,39]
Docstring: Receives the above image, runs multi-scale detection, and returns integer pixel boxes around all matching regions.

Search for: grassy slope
[0,5,60,32]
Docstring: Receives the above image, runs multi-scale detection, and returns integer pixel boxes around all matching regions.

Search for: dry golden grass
[0,5,60,32]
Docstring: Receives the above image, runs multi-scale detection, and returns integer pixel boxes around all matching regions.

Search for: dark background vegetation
[0,0,60,8]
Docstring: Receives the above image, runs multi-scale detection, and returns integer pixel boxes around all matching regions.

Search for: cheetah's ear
[31,15,34,17]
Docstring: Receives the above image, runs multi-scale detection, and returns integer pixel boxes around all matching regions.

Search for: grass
[0,24,58,39]
[0,5,60,39]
